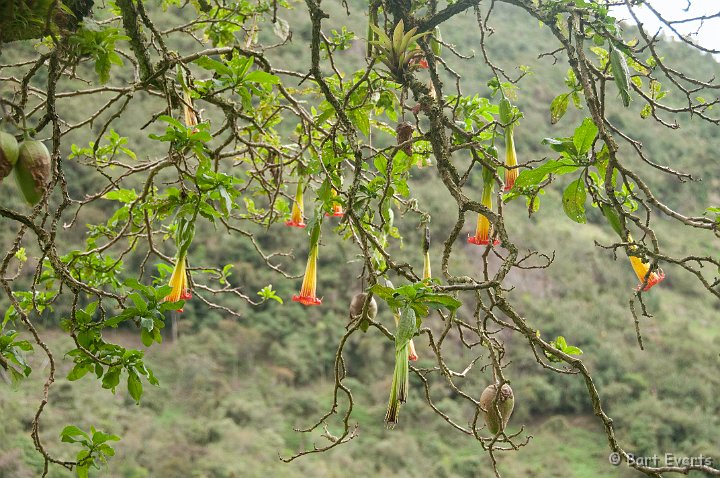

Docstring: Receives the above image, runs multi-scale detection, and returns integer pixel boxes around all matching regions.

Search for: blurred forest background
[0,0,718,477]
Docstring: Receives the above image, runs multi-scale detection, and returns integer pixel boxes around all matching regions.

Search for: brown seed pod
[479,383,514,435]
[396,122,414,156]
[0,131,19,180]
[15,140,51,205]
[349,293,378,321]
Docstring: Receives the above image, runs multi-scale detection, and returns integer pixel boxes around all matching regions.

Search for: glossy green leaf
[514,159,577,189]
[573,118,598,156]
[562,178,587,224]
[550,94,569,124]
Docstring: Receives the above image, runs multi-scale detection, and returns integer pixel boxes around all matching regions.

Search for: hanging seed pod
[0,131,19,180]
[396,122,414,156]
[349,293,378,320]
[479,383,515,435]
[15,140,51,205]
[609,43,631,107]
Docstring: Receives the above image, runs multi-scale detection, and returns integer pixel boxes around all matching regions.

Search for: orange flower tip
[284,220,307,228]
[325,212,345,217]
[467,235,500,246]
[635,271,666,292]
[292,295,322,306]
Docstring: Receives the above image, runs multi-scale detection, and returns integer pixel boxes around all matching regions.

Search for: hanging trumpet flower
[386,306,417,426]
[292,219,322,306]
[166,254,192,312]
[600,206,666,292]
[285,177,306,228]
[626,234,665,291]
[385,326,409,426]
[629,255,666,291]
[468,170,500,246]
[164,217,195,312]
[386,280,419,365]
[326,188,344,217]
[499,98,518,191]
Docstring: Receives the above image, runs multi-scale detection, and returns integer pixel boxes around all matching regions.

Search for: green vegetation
[0,0,718,477]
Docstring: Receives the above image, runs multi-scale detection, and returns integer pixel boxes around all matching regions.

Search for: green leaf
[157,115,185,131]
[550,94,569,124]
[369,284,395,301]
[103,189,137,203]
[140,328,154,347]
[600,204,623,237]
[562,178,587,224]
[127,371,143,403]
[421,293,462,312]
[640,104,651,119]
[60,425,89,444]
[194,55,233,76]
[514,159,577,189]
[67,364,90,381]
[258,285,283,304]
[92,430,120,445]
[350,109,371,137]
[77,463,89,478]
[218,187,233,217]
[102,367,122,390]
[104,313,129,328]
[243,70,280,85]
[573,118,598,156]
[128,293,147,313]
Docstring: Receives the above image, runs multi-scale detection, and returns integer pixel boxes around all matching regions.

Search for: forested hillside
[0,0,718,477]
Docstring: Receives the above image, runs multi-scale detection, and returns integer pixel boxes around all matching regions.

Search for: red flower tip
[285,220,307,228]
[636,270,666,292]
[325,204,344,217]
[503,183,514,192]
[409,57,429,70]
[409,352,418,361]
[292,295,322,306]
[467,235,500,246]
[180,291,193,300]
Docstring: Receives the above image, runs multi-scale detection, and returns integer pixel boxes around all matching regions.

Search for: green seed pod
[349,293,378,321]
[0,131,19,180]
[610,43,631,107]
[430,26,442,57]
[480,383,514,435]
[15,140,51,205]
